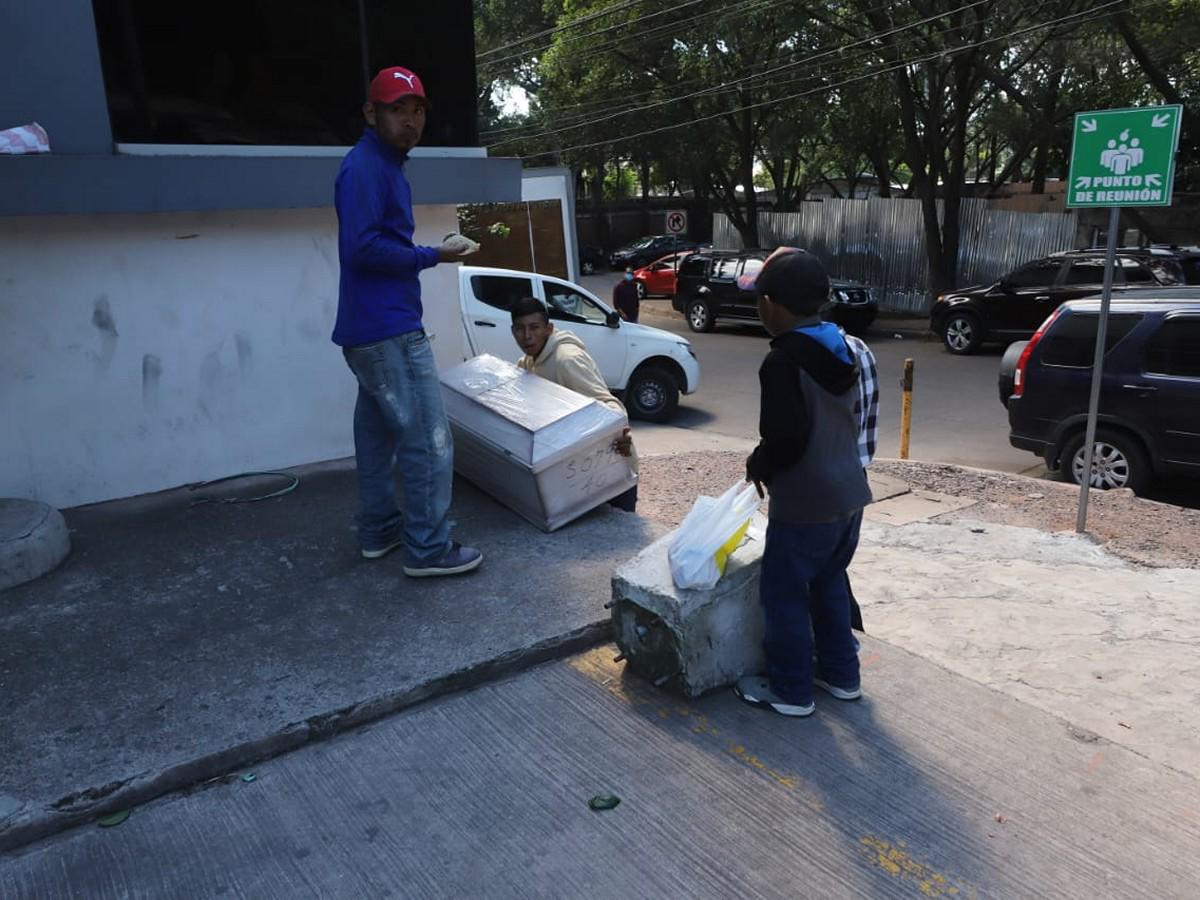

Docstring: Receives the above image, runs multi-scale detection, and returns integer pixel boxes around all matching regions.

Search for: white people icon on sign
[1100,130,1144,175]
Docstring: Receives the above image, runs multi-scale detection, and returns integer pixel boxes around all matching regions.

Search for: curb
[0,621,612,854]
[635,302,933,340]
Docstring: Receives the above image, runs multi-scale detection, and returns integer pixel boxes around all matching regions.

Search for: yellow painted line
[569,649,823,811]
[859,836,965,897]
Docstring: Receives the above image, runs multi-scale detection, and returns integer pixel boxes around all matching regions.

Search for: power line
[488,0,996,149]
[488,0,1131,149]
[477,0,646,58]
[478,0,711,71]
[480,0,796,135]
[521,0,1128,158]
[478,0,914,135]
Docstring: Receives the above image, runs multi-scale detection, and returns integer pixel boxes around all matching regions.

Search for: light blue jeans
[342,330,453,564]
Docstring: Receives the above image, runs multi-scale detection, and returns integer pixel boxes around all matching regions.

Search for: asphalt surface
[581,272,1200,508]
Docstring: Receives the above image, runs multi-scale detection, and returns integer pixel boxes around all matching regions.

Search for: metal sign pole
[1075,205,1121,533]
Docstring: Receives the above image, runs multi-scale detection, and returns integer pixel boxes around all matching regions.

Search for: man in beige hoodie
[509,296,639,511]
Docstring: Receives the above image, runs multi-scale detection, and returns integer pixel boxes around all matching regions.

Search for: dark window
[1062,258,1110,286]
[679,257,707,278]
[1119,258,1156,284]
[91,0,478,146]
[1005,259,1061,289]
[471,275,534,312]
[1146,258,1184,285]
[1178,258,1200,285]
[1039,313,1143,368]
[1144,317,1200,377]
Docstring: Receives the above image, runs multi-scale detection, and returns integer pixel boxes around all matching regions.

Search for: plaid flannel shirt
[844,334,879,467]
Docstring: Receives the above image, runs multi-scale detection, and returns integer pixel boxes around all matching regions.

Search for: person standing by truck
[612,267,640,323]
[331,65,482,577]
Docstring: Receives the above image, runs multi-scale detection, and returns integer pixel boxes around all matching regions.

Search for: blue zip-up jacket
[331,128,440,347]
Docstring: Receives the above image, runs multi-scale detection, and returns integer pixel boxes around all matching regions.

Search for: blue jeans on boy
[342,330,453,564]
[759,510,863,705]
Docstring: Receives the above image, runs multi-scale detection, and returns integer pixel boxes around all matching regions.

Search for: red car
[633,251,694,298]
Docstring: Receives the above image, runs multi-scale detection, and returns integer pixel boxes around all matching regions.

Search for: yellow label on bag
[713,518,751,577]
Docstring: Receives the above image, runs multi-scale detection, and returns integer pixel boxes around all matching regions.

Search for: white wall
[522,167,578,281]
[0,205,464,508]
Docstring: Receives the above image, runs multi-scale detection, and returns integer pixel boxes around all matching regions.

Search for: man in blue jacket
[332,65,481,577]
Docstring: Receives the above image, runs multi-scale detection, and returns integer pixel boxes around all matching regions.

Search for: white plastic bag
[668,481,762,589]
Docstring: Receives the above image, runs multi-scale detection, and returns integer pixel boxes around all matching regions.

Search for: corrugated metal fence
[714,198,1077,313]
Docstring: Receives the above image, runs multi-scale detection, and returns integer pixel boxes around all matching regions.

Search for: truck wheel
[626,366,679,423]
[1062,428,1151,495]
[942,311,982,354]
[687,299,715,333]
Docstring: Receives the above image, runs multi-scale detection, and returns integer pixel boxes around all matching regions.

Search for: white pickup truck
[455,266,701,422]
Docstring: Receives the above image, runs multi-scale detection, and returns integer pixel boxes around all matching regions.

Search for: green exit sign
[1065,105,1183,208]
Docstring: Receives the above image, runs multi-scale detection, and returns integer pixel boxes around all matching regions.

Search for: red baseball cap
[368,66,430,106]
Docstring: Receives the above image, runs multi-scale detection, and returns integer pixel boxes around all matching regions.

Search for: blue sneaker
[733,676,814,717]
[402,542,483,578]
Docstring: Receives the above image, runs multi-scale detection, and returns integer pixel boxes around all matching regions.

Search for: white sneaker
[361,536,403,560]
[813,678,862,701]
[733,676,815,717]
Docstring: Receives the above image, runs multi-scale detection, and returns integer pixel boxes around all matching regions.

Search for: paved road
[582,272,1200,508]
[631,299,1039,476]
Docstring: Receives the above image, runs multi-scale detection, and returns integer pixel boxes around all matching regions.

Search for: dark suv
[672,249,878,335]
[932,248,1185,355]
[609,235,701,270]
[999,289,1200,494]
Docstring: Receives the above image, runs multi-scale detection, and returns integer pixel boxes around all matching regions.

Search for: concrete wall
[0,206,465,508]
[522,168,579,281]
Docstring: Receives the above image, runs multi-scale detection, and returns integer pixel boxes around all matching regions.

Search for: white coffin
[440,355,638,532]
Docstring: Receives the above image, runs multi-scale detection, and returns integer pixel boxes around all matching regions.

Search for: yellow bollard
[899,358,914,460]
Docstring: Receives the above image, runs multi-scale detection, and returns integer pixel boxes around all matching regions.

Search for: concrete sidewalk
[5,642,1199,897]
[3,449,1198,874]
[0,463,663,851]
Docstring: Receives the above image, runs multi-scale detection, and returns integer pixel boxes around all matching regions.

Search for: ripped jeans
[342,330,454,564]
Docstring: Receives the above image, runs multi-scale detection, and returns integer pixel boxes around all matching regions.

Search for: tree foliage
[476,0,1200,279]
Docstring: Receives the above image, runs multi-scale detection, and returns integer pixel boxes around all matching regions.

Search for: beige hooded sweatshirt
[517,329,638,473]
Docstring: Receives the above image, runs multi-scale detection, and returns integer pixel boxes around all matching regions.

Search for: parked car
[671,249,878,335]
[632,251,695,298]
[1148,244,1200,284]
[610,235,701,270]
[457,265,701,423]
[931,247,1186,355]
[998,288,1200,494]
[578,244,606,276]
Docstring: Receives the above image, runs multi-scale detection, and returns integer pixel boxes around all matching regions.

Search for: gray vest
[767,369,873,524]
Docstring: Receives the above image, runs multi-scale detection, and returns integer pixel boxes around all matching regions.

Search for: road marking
[859,835,966,897]
[569,649,823,810]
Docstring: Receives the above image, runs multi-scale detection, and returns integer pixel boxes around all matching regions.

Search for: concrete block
[0,499,70,592]
[611,524,766,697]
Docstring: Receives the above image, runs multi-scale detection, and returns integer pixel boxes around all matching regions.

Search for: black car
[931,248,1186,355]
[610,234,701,270]
[578,244,606,276]
[671,249,878,335]
[999,289,1200,494]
